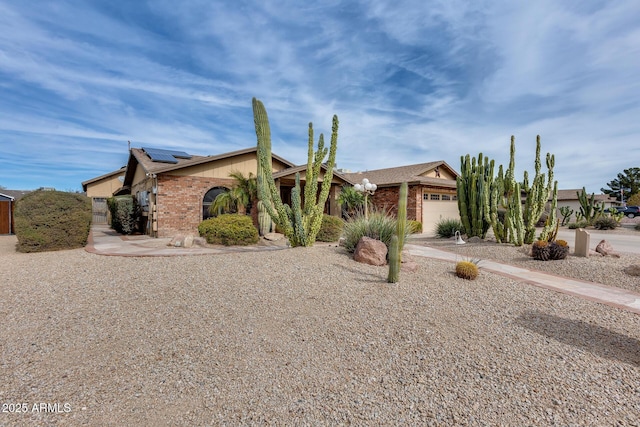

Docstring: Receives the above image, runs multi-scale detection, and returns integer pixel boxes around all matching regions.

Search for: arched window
[202,187,228,220]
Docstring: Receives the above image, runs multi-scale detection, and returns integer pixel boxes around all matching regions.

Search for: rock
[354,237,387,266]
[467,236,483,243]
[264,232,284,241]
[168,234,185,247]
[183,235,194,248]
[595,240,620,258]
[401,261,420,273]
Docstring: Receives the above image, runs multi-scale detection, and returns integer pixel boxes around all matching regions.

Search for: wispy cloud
[0,0,638,193]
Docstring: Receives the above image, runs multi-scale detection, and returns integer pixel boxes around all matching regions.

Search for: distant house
[556,189,618,221]
[0,190,31,234]
[81,167,126,224]
[343,161,460,235]
[83,146,353,238]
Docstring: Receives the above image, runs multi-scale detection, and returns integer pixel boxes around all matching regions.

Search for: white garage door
[421,192,460,236]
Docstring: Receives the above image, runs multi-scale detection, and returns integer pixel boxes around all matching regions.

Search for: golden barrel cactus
[455,260,479,280]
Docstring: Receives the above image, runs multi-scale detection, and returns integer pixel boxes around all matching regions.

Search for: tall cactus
[388,182,408,283]
[521,135,554,244]
[457,153,494,238]
[503,136,524,246]
[538,180,559,242]
[577,187,605,225]
[253,97,338,247]
[254,98,274,236]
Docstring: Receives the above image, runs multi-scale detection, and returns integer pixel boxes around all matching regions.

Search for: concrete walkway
[85,226,640,315]
[85,225,286,257]
[405,244,640,315]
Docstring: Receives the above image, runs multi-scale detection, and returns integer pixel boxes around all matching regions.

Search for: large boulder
[354,237,387,266]
[595,240,620,258]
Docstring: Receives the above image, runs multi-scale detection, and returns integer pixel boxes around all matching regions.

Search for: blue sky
[1,1,639,194]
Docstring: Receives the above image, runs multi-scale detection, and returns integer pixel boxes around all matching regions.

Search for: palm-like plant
[209,171,257,216]
[338,185,365,217]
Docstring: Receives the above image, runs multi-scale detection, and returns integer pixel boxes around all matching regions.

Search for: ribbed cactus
[253,97,338,247]
[254,98,274,236]
[538,180,559,242]
[521,135,554,244]
[577,187,605,225]
[257,200,271,236]
[387,182,408,283]
[387,235,400,283]
[559,206,574,226]
[457,153,494,238]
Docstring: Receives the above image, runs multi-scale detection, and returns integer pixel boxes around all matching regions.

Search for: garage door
[421,192,460,236]
[0,201,10,234]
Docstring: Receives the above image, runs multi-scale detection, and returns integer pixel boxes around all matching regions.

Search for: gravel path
[1,235,639,426]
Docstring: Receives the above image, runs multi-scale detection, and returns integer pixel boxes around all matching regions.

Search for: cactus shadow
[514,310,640,367]
[332,263,387,283]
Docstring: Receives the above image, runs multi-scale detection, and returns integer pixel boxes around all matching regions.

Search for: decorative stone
[401,261,420,273]
[183,235,194,248]
[354,237,387,266]
[595,240,620,258]
[168,234,185,247]
[574,228,590,257]
[263,232,284,241]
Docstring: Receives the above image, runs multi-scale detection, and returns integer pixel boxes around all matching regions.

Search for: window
[430,194,440,201]
[202,187,228,220]
[423,193,429,200]
[441,194,450,201]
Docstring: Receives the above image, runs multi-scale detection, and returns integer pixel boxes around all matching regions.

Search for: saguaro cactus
[253,97,338,247]
[388,182,408,283]
[254,98,274,236]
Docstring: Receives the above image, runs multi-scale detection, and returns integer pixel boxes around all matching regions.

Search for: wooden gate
[0,201,10,234]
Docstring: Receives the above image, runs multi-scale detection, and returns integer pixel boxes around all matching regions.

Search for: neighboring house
[0,190,31,234]
[83,146,353,238]
[343,161,460,235]
[556,189,618,221]
[81,167,127,224]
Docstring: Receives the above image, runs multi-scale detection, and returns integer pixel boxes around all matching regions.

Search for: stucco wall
[85,174,125,198]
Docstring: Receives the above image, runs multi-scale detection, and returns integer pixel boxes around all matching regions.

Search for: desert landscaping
[1,227,639,426]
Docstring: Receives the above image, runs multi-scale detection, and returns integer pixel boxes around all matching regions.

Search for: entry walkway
[85,225,285,257]
[405,244,640,315]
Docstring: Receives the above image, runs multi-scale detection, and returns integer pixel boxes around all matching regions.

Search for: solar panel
[142,147,192,164]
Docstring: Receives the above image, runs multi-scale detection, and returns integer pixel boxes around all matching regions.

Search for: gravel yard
[1,234,639,426]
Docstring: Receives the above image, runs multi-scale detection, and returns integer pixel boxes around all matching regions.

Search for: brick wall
[156,175,235,237]
[370,185,422,221]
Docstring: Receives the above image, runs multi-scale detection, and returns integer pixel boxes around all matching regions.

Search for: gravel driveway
[1,234,639,426]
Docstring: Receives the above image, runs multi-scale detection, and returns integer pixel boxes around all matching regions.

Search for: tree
[601,167,640,203]
[337,185,365,217]
[627,193,640,206]
[209,171,257,216]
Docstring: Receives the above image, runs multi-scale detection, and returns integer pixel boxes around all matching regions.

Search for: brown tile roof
[122,147,296,187]
[556,189,616,202]
[272,164,356,185]
[342,161,458,188]
[81,166,126,191]
[0,190,32,200]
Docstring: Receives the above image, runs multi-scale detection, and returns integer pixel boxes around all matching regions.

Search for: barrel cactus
[455,260,479,280]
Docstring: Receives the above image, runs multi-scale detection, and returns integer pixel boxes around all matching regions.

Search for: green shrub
[408,220,422,234]
[593,216,618,230]
[342,209,405,253]
[567,220,589,229]
[198,214,259,246]
[435,218,465,238]
[107,196,139,234]
[316,214,344,242]
[14,190,92,252]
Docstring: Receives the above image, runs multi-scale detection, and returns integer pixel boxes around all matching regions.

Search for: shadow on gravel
[515,311,640,367]
[332,263,386,283]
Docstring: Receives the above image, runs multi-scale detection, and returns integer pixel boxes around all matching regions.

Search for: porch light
[354,178,377,219]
